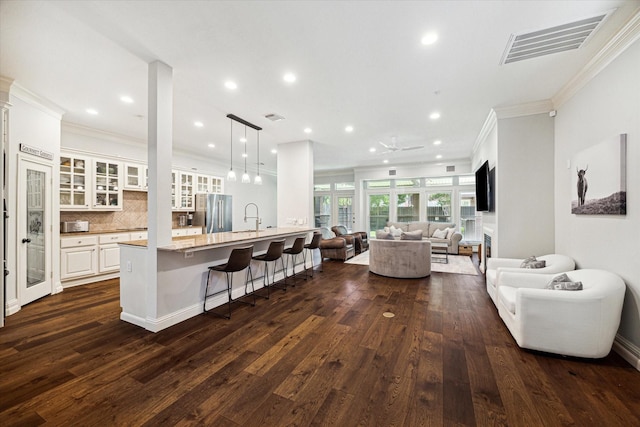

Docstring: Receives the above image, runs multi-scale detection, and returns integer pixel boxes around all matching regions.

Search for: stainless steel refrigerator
[194,194,233,233]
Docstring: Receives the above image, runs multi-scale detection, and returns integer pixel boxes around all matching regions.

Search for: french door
[18,157,52,305]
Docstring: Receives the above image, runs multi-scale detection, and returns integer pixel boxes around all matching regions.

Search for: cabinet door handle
[22,238,31,243]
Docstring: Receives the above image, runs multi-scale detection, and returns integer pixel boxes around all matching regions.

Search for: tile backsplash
[60,191,197,232]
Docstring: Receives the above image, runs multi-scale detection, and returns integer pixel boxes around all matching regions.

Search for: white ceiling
[1,1,638,174]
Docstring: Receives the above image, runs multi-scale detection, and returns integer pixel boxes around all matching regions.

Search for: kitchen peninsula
[119,227,317,332]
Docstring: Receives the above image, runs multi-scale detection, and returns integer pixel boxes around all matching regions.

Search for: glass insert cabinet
[60,154,89,209]
[94,160,121,209]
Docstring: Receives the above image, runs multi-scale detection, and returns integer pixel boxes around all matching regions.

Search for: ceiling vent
[500,11,611,64]
[264,113,285,122]
[389,169,397,176]
[446,165,455,172]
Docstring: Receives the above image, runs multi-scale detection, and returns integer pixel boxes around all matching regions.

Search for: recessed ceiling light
[304,127,312,134]
[283,72,296,83]
[345,125,354,133]
[421,32,439,46]
[271,149,277,154]
[208,143,215,148]
[433,140,442,145]
[383,159,389,164]
[436,154,443,159]
[430,112,441,120]
[224,81,238,90]
[120,95,134,104]
[239,137,247,143]
[369,147,376,153]
[194,121,204,128]
[86,108,98,115]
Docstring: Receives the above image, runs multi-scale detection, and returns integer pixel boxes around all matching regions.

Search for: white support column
[147,61,173,319]
[277,140,314,228]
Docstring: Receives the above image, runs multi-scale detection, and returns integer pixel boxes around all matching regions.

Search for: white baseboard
[5,298,20,316]
[613,334,640,371]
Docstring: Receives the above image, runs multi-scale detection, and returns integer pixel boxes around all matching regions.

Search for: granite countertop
[60,226,200,237]
[121,227,318,252]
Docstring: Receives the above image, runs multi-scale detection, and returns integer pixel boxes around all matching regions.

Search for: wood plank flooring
[2,258,640,426]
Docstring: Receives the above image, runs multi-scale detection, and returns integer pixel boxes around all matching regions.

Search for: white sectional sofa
[385,221,462,254]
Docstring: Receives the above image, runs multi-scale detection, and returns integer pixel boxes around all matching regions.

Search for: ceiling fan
[378,137,424,154]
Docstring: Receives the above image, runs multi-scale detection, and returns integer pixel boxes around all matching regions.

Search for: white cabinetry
[196,174,223,194]
[124,163,148,191]
[171,228,202,237]
[178,171,195,210]
[98,233,130,273]
[60,154,90,210]
[93,158,123,210]
[60,235,98,280]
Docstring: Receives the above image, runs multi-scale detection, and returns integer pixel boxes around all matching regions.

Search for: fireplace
[481,227,494,273]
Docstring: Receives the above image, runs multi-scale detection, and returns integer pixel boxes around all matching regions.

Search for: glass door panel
[396,193,419,223]
[427,192,452,223]
[336,195,353,229]
[314,195,331,228]
[368,193,390,236]
[459,191,481,241]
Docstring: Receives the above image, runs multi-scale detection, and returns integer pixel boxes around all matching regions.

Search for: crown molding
[553,7,640,108]
[472,109,497,155]
[62,121,147,145]
[493,99,554,119]
[1,78,65,119]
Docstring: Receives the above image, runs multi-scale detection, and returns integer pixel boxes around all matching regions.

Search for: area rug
[344,251,479,275]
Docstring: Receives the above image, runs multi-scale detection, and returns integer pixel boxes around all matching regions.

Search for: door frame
[17,154,53,306]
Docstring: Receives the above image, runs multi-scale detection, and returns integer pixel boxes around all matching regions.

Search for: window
[395,179,421,188]
[366,180,391,189]
[425,177,453,187]
[396,193,420,222]
[336,196,353,228]
[458,175,475,186]
[368,194,390,236]
[335,182,355,191]
[459,191,481,241]
[314,183,331,192]
[427,192,451,223]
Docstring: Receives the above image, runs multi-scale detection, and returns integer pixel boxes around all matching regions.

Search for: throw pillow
[375,230,395,240]
[520,256,546,269]
[432,228,447,239]
[389,225,402,237]
[445,227,456,239]
[400,230,423,240]
[546,273,583,291]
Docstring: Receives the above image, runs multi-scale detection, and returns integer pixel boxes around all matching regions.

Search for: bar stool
[251,239,286,299]
[204,245,255,319]
[283,237,306,287]
[303,232,322,277]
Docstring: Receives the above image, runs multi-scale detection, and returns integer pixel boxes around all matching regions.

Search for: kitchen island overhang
[119,227,319,332]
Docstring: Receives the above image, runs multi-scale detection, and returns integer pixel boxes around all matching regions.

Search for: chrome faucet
[244,202,261,232]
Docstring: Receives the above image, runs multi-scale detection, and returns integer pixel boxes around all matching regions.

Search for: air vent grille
[265,113,285,122]
[389,169,397,176]
[501,12,610,64]
[446,165,455,172]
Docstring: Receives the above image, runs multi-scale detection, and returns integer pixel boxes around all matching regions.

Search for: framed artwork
[571,133,626,215]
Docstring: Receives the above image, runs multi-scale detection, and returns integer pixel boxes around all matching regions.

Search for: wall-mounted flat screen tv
[475,160,492,212]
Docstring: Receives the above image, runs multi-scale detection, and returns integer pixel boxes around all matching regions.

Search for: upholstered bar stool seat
[205,245,256,319]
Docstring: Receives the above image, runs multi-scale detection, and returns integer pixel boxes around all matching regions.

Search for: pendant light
[254,128,262,185]
[241,125,251,183]
[226,118,236,181]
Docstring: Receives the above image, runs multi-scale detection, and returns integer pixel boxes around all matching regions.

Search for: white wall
[555,38,640,356]
[496,113,555,257]
[277,140,313,227]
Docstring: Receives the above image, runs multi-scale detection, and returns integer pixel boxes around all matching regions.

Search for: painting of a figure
[571,134,626,215]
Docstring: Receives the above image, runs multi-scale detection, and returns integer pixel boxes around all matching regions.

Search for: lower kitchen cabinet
[98,233,131,273]
[60,236,98,280]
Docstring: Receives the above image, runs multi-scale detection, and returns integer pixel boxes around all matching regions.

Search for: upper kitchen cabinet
[196,174,223,194]
[124,162,148,191]
[92,158,123,210]
[178,171,195,210]
[60,154,90,210]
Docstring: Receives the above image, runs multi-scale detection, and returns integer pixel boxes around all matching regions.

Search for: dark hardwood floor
[2,258,640,426]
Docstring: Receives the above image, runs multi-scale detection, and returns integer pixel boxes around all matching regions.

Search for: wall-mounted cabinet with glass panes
[60,154,90,210]
[92,158,123,210]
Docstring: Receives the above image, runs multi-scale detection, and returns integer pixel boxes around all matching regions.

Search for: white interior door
[18,157,52,305]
